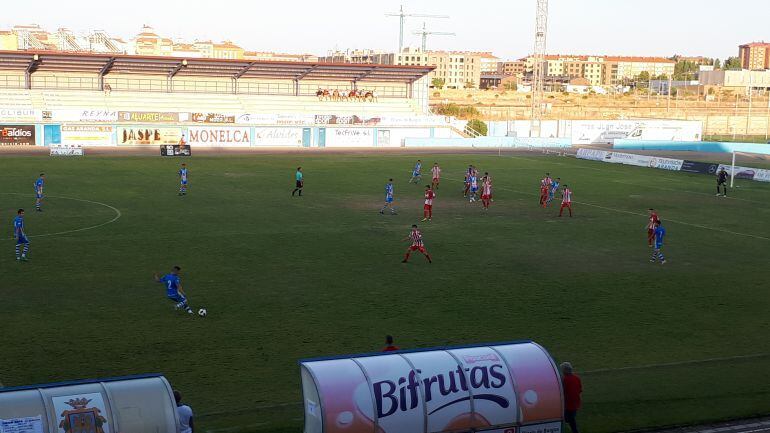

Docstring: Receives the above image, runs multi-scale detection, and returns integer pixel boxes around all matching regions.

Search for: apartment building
[739,42,770,70]
[321,47,483,88]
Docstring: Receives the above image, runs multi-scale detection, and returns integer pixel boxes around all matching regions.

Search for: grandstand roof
[0,51,434,83]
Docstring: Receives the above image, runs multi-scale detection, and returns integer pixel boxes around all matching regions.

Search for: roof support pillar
[294,79,299,96]
[98,57,115,91]
[24,55,40,90]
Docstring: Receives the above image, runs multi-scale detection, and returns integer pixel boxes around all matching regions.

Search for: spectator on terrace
[103,83,112,96]
[174,390,194,433]
[178,134,187,148]
[382,335,400,352]
[561,362,582,433]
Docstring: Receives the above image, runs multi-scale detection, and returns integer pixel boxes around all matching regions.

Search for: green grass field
[2,152,770,433]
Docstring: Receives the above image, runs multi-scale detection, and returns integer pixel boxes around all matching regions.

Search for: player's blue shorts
[471,186,478,193]
[36,193,43,199]
[16,236,29,245]
[181,180,188,185]
[167,293,186,303]
[386,196,393,203]
[412,171,420,177]
[654,242,663,250]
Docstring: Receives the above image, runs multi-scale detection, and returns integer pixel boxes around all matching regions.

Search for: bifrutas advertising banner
[300,341,563,433]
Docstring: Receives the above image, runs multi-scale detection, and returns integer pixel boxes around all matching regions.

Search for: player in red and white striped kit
[646,208,660,247]
[481,176,493,210]
[431,163,441,189]
[559,184,573,217]
[402,224,432,263]
[422,185,436,221]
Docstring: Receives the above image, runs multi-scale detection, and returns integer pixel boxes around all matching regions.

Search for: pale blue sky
[1,0,767,60]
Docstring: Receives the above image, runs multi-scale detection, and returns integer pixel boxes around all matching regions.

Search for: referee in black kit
[716,167,729,197]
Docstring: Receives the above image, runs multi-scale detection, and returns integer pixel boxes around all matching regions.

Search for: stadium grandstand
[0,51,461,148]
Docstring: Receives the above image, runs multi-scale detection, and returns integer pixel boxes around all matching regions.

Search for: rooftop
[0,50,434,83]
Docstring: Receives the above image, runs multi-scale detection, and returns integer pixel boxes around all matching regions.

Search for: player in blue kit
[650,221,667,264]
[547,177,561,206]
[34,173,45,211]
[409,160,422,184]
[468,172,479,202]
[13,209,30,261]
[380,179,397,215]
[178,164,188,196]
[154,266,194,314]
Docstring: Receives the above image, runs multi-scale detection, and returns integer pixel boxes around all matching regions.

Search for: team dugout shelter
[0,51,434,110]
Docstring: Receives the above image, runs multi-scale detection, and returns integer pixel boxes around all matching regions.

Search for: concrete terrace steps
[3,89,422,117]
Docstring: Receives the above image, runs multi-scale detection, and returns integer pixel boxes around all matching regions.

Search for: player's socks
[425,254,432,263]
[15,244,20,259]
[402,253,411,262]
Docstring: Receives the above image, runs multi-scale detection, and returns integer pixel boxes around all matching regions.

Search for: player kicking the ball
[380,179,397,215]
[402,224,432,264]
[154,266,194,315]
[178,164,188,196]
[422,185,435,221]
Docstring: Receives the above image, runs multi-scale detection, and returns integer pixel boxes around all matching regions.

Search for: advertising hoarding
[325,128,374,147]
[0,125,35,146]
[253,127,303,146]
[118,127,182,145]
[187,127,251,147]
[571,120,702,145]
[300,341,562,433]
[61,125,114,146]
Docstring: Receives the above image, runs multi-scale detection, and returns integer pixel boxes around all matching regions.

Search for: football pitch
[2,151,770,433]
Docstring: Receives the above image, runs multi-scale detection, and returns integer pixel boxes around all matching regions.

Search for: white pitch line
[612,180,770,205]
[442,177,770,241]
[0,193,122,239]
[583,353,769,375]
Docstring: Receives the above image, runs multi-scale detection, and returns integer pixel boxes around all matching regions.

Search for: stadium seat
[16,88,422,117]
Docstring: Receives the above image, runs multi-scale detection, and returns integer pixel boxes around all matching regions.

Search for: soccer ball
[197,308,207,317]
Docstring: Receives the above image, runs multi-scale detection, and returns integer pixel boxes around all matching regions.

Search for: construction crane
[413,23,455,52]
[530,0,549,137]
[386,5,449,53]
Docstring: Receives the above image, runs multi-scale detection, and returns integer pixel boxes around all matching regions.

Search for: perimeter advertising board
[571,120,702,145]
[61,125,114,146]
[300,341,563,433]
[325,128,374,147]
[253,127,303,146]
[0,125,35,146]
[118,127,182,145]
[187,127,251,147]
[0,108,41,122]
[50,110,118,122]
[118,111,179,123]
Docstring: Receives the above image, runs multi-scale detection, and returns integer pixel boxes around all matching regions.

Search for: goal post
[728,149,770,187]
